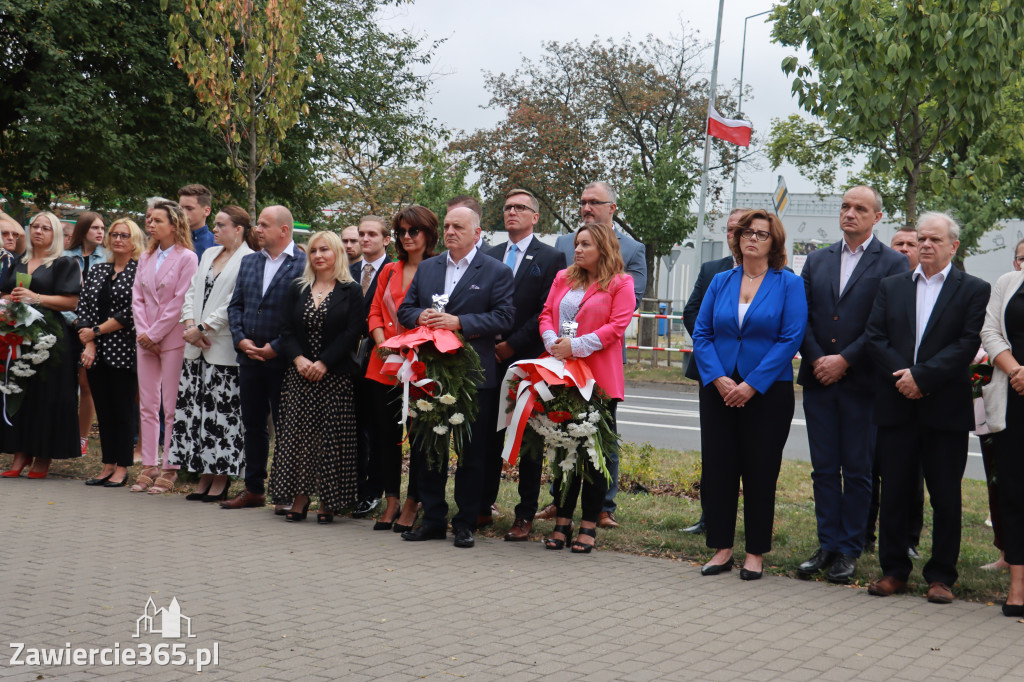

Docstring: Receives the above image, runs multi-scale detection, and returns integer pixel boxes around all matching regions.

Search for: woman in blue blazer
[692,209,807,580]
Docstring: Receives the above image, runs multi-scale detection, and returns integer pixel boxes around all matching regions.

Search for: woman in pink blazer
[130,201,199,494]
[538,222,634,553]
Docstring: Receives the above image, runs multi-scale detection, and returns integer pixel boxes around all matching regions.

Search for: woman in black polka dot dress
[270,231,363,523]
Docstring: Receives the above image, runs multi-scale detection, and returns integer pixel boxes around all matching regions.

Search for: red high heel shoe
[2,457,32,478]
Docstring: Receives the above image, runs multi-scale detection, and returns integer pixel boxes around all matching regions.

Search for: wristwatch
[92,326,102,336]
[196,323,206,333]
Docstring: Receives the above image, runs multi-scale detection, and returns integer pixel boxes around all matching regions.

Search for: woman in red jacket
[538,222,635,553]
[365,205,439,532]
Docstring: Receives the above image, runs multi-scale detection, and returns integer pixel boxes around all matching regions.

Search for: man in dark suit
[474,188,562,540]
[545,180,646,529]
[796,186,909,584]
[349,215,392,518]
[397,206,515,548]
[678,207,746,535]
[865,211,990,603]
[222,205,306,509]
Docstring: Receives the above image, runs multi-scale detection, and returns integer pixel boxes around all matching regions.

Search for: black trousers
[555,458,609,524]
[366,380,407,499]
[981,433,1004,552]
[86,363,137,468]
[877,423,968,585]
[865,459,925,549]
[417,388,497,532]
[239,363,285,495]
[355,376,382,502]
[992,389,1024,564]
[699,379,794,555]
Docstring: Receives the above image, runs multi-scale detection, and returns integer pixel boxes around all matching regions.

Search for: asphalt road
[619,383,987,481]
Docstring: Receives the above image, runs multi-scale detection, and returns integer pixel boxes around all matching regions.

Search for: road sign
[772,175,789,217]
[662,250,682,271]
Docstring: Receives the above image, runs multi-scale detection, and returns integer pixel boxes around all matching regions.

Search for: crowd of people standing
[0,178,1020,617]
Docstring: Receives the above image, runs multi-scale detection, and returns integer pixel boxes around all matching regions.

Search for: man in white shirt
[797,186,909,584]
[865,211,990,603]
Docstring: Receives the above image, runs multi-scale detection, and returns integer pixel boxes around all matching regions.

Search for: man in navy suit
[678,207,746,535]
[474,189,562,540]
[222,205,306,509]
[397,206,515,548]
[349,216,392,518]
[796,186,909,583]
[865,212,989,603]
[546,181,646,529]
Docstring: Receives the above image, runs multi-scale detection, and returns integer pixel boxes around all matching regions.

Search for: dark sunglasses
[395,227,423,238]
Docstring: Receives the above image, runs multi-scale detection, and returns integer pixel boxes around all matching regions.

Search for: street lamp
[730,9,773,211]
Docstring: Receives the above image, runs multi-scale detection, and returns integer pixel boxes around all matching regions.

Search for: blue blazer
[227,246,306,366]
[798,237,908,392]
[692,267,808,394]
[397,250,515,389]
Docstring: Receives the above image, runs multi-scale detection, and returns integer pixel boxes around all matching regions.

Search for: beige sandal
[130,469,158,493]
[147,472,178,495]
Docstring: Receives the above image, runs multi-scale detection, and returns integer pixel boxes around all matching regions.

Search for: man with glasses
[796,185,908,584]
[478,189,562,540]
[542,181,646,529]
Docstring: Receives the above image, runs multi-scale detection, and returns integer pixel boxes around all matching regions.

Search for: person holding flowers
[365,205,439,531]
[537,222,635,553]
[0,211,83,478]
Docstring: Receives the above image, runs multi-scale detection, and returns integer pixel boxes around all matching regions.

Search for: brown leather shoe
[534,503,557,520]
[926,582,954,604]
[868,575,909,596]
[220,490,266,509]
[597,511,620,529]
[476,515,494,528]
[504,518,533,541]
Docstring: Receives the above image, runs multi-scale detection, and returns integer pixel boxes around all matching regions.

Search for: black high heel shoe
[374,518,395,531]
[202,488,229,503]
[317,511,334,524]
[85,473,114,487]
[544,522,574,550]
[285,500,311,522]
[570,526,596,554]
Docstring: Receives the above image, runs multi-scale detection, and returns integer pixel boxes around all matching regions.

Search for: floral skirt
[167,356,244,475]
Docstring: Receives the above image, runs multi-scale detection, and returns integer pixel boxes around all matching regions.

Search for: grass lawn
[6,439,1010,603]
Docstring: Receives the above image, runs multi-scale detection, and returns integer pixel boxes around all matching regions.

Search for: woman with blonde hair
[168,205,256,501]
[0,211,82,478]
[77,218,147,486]
[130,201,198,494]
[538,221,635,553]
[270,231,363,523]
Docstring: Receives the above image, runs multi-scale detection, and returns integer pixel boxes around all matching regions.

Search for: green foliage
[770,0,1024,232]
[164,0,308,218]
[411,145,479,227]
[0,0,231,214]
[619,442,659,492]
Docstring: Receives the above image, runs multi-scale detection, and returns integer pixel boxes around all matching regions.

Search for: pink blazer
[539,270,634,400]
[132,245,199,350]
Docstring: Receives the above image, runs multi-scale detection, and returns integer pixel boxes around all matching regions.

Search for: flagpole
[691,0,726,285]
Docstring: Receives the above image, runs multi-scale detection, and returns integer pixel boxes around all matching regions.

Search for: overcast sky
[384,0,827,198]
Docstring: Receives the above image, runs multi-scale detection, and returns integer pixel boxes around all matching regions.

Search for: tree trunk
[904,166,920,228]
[638,248,657,347]
[248,129,258,221]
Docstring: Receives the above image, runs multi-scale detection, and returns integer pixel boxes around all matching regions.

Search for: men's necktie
[504,243,517,271]
[361,263,373,295]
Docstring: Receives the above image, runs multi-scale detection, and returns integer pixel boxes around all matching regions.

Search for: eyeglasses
[502,203,535,214]
[739,228,771,242]
[579,200,613,208]
[395,227,422,238]
[109,233,132,241]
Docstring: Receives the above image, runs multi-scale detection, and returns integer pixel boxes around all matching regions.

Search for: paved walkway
[1,478,1021,681]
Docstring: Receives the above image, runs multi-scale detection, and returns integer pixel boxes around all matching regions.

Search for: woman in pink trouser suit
[131,200,198,494]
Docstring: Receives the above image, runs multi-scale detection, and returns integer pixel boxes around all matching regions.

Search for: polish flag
[707,105,752,147]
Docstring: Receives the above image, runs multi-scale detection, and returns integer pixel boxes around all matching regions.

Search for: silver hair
[584,181,617,204]
[146,196,170,208]
[917,211,961,241]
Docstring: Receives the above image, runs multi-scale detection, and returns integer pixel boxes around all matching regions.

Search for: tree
[0,0,231,216]
[769,0,1024,228]
[454,32,739,300]
[164,0,308,218]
